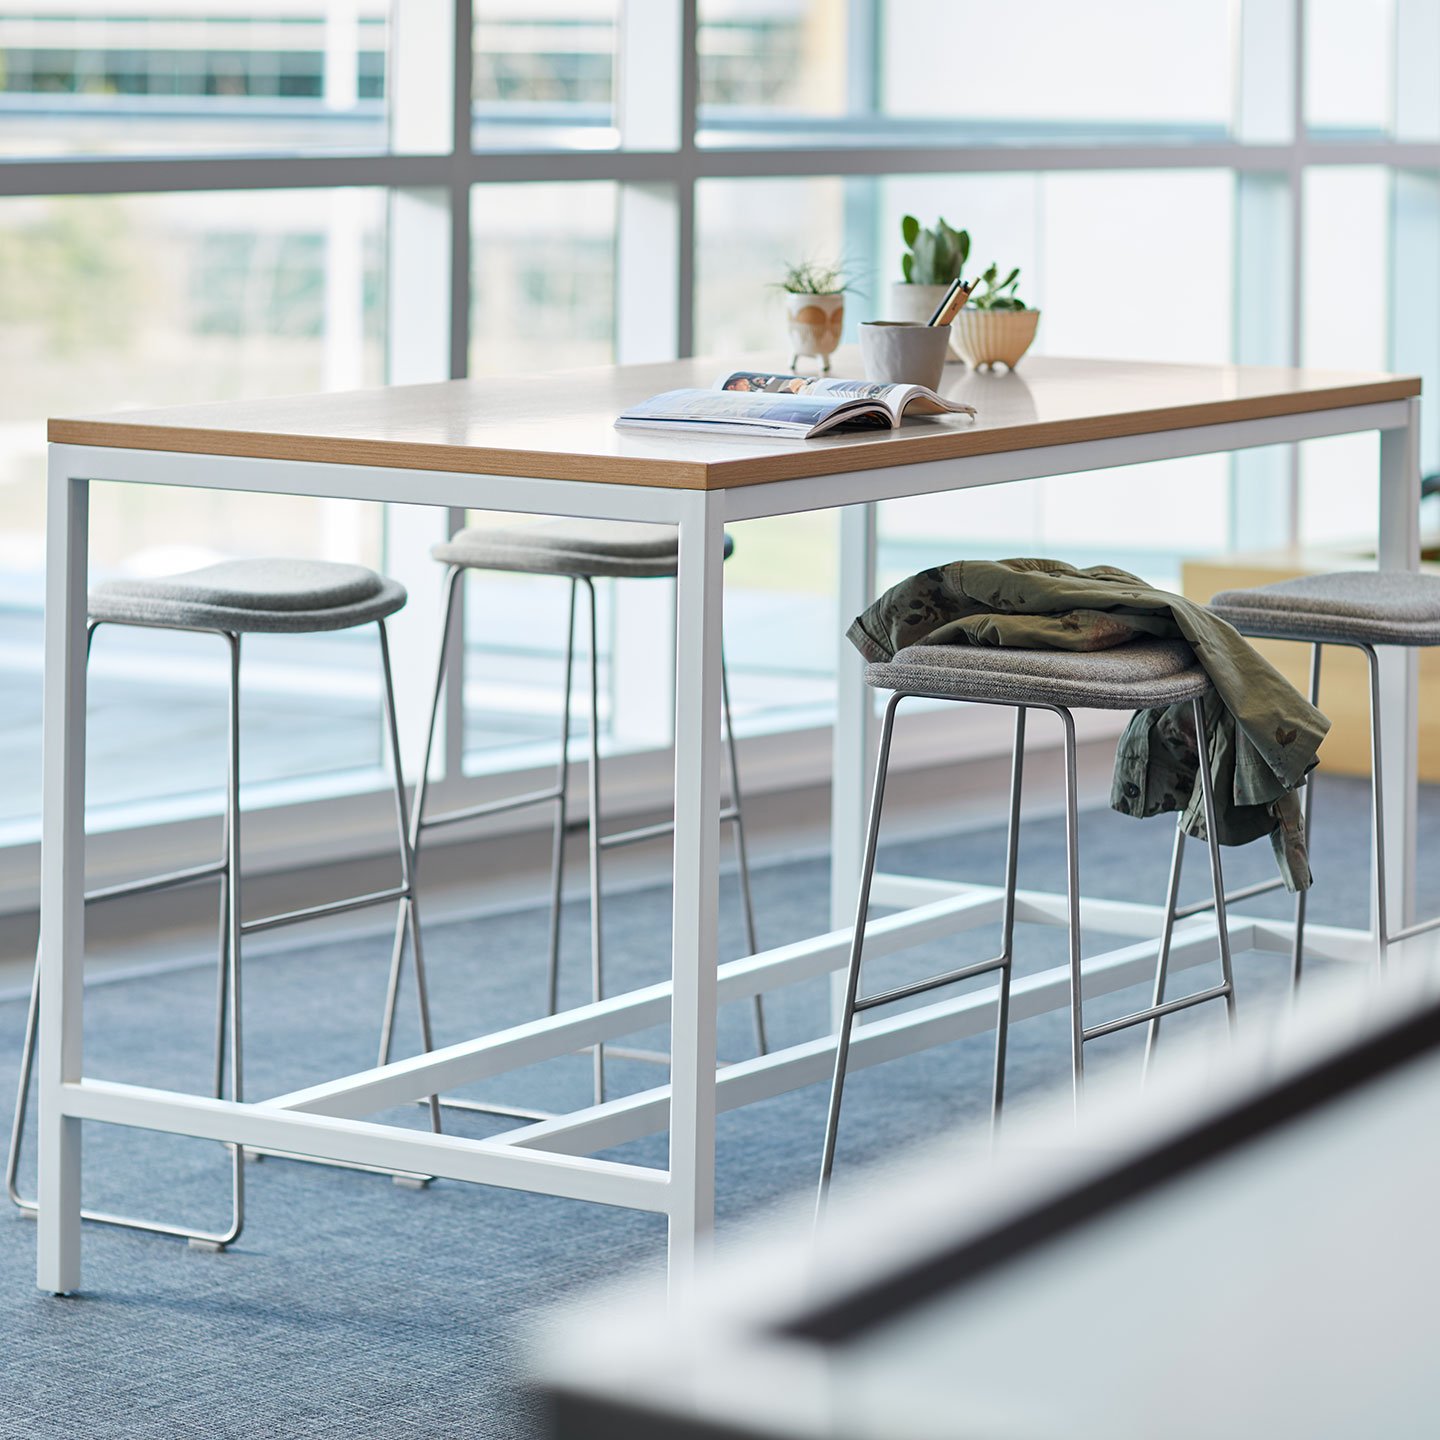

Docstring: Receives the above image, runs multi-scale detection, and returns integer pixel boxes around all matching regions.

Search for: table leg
[1378,397,1421,939]
[37,458,88,1295]
[667,489,724,1290]
[830,503,878,1023]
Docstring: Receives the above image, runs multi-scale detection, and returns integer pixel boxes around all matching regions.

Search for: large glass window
[0,3,390,157]
[0,187,386,839]
[3,1,1439,862]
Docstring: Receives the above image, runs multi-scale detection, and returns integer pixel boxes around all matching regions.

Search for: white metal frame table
[36,354,1422,1296]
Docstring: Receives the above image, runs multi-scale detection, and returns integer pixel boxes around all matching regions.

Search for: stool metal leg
[1291,643,1323,986]
[1143,696,1238,1069]
[817,693,903,1210]
[1192,696,1238,1029]
[1058,706,1084,1100]
[379,569,557,1129]
[991,708,1025,1127]
[582,577,607,1104]
[1143,820,1187,1074]
[818,696,1020,1208]
[383,561,455,1071]
[197,631,246,1249]
[1362,642,1390,957]
[721,650,768,1055]
[376,620,441,1134]
[546,578,580,1015]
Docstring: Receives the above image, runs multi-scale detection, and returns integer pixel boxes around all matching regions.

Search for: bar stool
[1208,570,1440,978]
[819,638,1237,1201]
[402,518,764,1105]
[7,558,437,1250]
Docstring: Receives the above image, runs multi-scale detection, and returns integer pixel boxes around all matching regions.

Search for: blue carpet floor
[1,776,1434,1439]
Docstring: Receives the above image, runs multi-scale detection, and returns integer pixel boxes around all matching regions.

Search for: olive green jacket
[848,558,1329,890]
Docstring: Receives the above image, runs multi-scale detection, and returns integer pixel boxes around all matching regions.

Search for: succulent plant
[900,215,969,286]
[968,262,1027,311]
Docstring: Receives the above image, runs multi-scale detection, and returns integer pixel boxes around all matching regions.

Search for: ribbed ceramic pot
[951,308,1041,369]
[784,291,845,371]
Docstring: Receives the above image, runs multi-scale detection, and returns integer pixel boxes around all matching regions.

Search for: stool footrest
[419,785,563,832]
[573,806,740,851]
[240,884,409,936]
[1082,981,1232,1042]
[1390,913,1440,943]
[855,953,1009,1014]
[419,1096,558,1124]
[86,859,227,905]
[1176,876,1282,920]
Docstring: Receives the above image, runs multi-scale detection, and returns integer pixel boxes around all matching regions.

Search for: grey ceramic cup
[859,321,952,390]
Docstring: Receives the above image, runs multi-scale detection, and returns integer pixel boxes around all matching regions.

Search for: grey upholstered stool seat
[432,518,733,579]
[867,638,1210,710]
[1209,570,1440,646]
[818,634,1235,1208]
[89,558,407,634]
[1205,568,1440,973]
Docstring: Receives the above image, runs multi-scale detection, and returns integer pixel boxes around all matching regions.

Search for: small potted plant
[892,215,969,329]
[951,263,1040,369]
[777,258,852,372]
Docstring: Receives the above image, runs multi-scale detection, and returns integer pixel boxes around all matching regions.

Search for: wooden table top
[49,352,1420,492]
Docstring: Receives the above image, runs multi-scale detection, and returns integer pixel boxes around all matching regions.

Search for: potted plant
[777,258,852,372]
[892,215,969,329]
[951,263,1040,369]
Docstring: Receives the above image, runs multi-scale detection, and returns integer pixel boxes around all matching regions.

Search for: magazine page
[617,387,887,438]
[713,370,974,423]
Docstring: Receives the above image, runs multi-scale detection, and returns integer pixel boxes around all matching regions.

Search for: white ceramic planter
[951,308,1041,369]
[889,282,963,360]
[784,291,844,372]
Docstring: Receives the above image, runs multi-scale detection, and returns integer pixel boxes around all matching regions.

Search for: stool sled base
[8,610,438,1249]
[818,680,1238,1212]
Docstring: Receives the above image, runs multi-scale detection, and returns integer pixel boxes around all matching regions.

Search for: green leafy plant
[899,215,969,286]
[969,263,1027,311]
[776,258,855,295]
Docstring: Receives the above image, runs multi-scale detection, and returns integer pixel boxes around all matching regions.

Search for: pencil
[935,278,975,327]
[926,277,963,326]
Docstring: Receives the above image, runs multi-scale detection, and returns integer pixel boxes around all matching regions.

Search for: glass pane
[880,0,1234,138]
[695,175,848,358]
[459,540,616,769]
[695,175,850,730]
[697,0,847,143]
[1306,0,1392,137]
[0,189,388,839]
[463,182,618,769]
[877,169,1234,589]
[470,182,617,375]
[0,2,390,157]
[473,1,618,150]
[1299,166,1388,549]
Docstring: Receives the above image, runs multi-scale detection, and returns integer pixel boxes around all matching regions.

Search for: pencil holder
[859,321,951,390]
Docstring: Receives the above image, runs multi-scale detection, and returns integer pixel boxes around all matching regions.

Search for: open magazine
[615,370,977,439]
